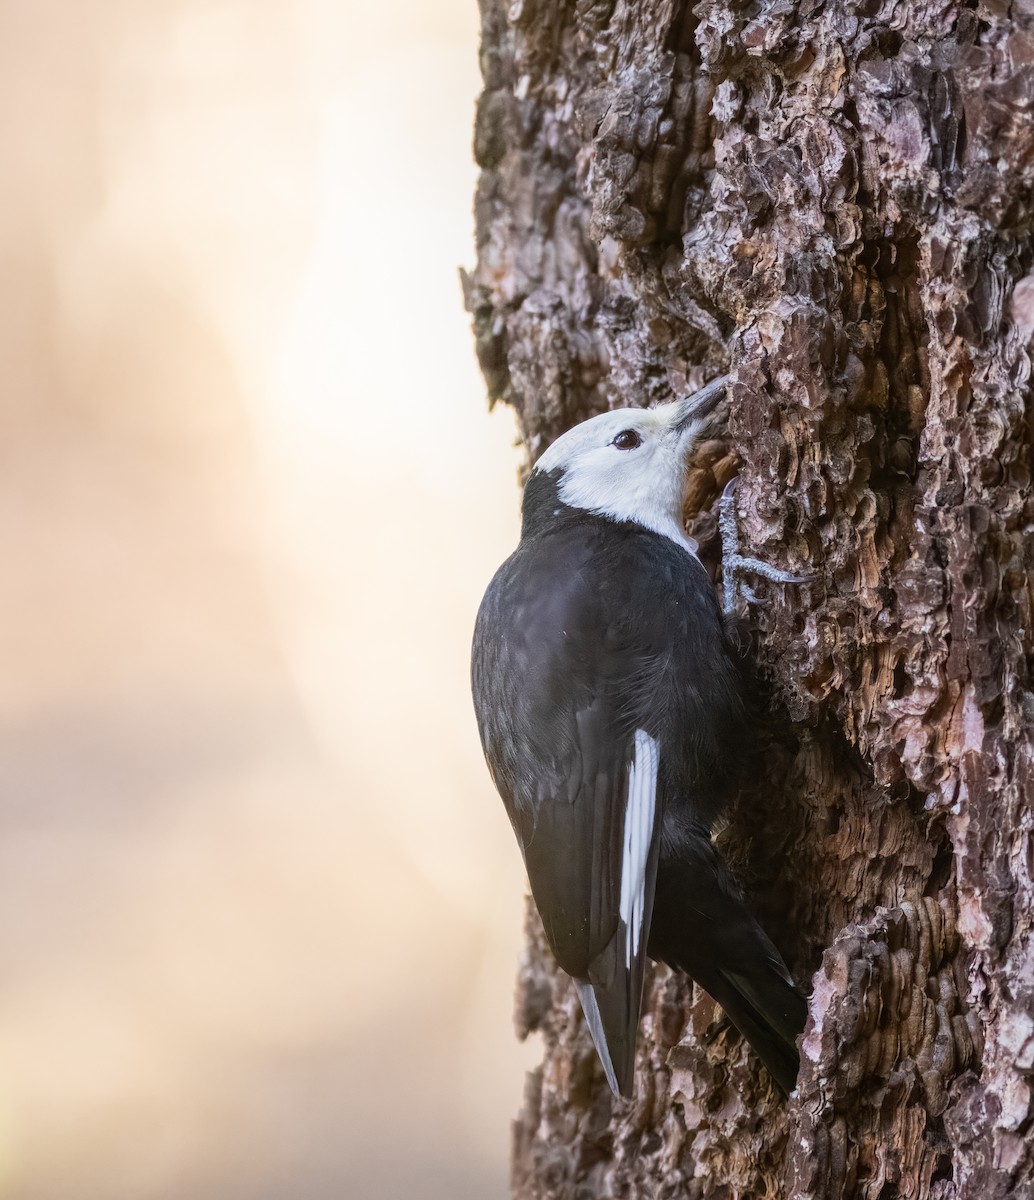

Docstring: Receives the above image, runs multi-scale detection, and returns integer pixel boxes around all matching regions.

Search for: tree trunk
[465,2,1034,1197]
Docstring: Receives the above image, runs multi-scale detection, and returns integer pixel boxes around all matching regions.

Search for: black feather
[649,822,807,1094]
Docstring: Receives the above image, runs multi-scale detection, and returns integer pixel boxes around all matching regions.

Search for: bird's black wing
[472,520,697,1095]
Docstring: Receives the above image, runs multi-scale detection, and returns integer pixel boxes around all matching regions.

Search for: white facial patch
[619,729,658,967]
[534,402,706,556]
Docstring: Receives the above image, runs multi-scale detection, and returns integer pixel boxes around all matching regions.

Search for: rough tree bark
[465,2,1034,1197]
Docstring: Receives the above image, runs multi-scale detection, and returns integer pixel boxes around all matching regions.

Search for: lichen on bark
[465,2,1034,1196]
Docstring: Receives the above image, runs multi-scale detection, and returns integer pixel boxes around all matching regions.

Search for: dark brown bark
[465,2,1034,1197]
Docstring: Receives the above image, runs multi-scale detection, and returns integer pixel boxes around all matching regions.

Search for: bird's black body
[472,400,806,1097]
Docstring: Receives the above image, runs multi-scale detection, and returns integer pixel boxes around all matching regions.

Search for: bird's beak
[671,374,730,434]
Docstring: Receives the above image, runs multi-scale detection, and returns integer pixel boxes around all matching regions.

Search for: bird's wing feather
[473,527,684,1095]
[516,709,661,1098]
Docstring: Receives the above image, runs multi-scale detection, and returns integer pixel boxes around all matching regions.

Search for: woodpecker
[471,376,807,1098]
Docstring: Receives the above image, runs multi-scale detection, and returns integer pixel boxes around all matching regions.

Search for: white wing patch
[618,729,659,967]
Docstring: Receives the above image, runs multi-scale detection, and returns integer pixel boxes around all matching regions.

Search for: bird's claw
[719,479,813,613]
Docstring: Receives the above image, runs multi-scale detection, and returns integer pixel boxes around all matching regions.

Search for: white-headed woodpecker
[471,377,806,1098]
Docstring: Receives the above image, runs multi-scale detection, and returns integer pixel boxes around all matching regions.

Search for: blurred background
[0,2,533,1198]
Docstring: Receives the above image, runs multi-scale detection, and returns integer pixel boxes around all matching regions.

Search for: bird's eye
[612,429,642,451]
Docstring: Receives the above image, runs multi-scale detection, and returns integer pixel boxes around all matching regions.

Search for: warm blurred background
[0,3,533,1198]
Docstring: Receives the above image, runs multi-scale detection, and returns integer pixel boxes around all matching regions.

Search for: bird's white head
[533,376,728,549]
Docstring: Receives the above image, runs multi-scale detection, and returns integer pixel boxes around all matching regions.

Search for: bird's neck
[520,467,577,539]
[520,468,699,559]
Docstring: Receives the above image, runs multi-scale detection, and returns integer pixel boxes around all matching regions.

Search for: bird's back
[473,513,750,835]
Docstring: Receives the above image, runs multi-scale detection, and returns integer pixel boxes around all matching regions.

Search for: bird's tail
[689,955,807,1095]
[649,839,807,1095]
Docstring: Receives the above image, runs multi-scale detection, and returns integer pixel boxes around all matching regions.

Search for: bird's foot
[719,480,813,614]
